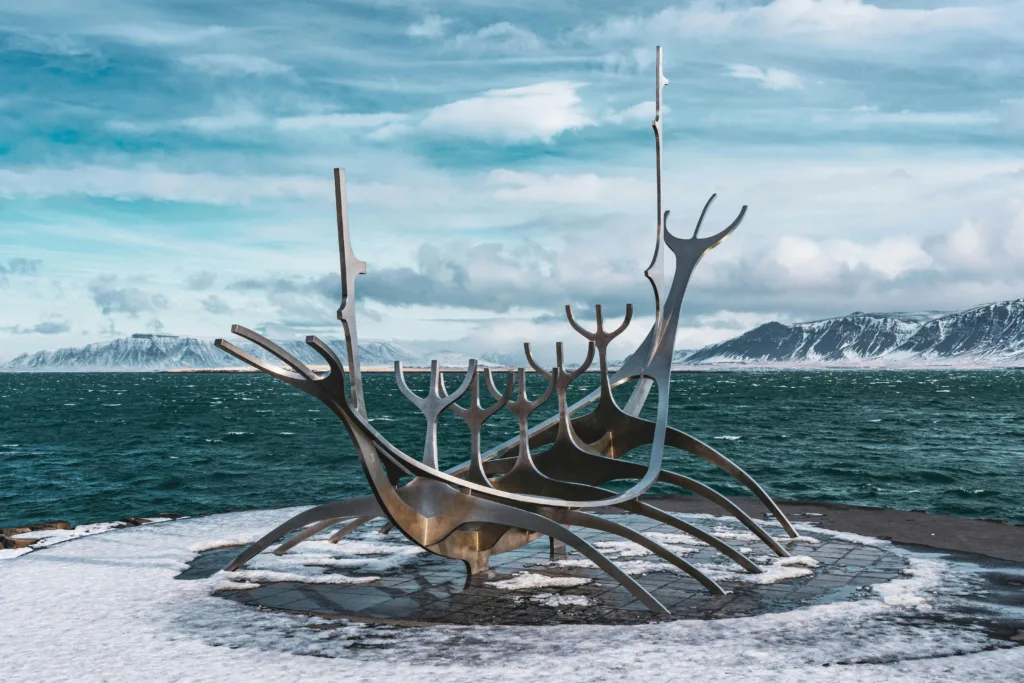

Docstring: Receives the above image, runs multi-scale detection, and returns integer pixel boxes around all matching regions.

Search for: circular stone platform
[6,503,1024,682]
[181,514,918,626]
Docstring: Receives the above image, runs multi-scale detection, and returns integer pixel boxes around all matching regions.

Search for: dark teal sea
[1,370,1022,528]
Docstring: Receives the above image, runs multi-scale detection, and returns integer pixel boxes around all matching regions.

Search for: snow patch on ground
[298,539,413,556]
[487,572,592,590]
[781,521,892,547]
[709,526,821,546]
[3,517,182,559]
[207,528,430,589]
[213,580,260,591]
[778,535,821,544]
[13,521,128,547]
[616,560,684,576]
[645,531,709,546]
[594,540,652,557]
[529,593,593,608]
[738,556,821,585]
[189,534,261,553]
[872,558,945,611]
[780,556,821,568]
[215,568,378,586]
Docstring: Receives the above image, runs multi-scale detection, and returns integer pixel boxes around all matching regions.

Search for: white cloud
[578,0,995,47]
[601,48,656,74]
[769,235,932,283]
[928,213,1024,271]
[180,110,265,132]
[831,107,998,126]
[676,310,790,349]
[748,0,991,38]
[420,82,593,143]
[407,15,451,39]
[279,82,596,144]
[109,109,265,134]
[451,22,544,54]
[365,123,412,141]
[0,166,325,205]
[92,23,228,46]
[179,54,291,76]
[604,100,659,124]
[728,64,804,90]
[275,112,407,132]
[487,169,647,207]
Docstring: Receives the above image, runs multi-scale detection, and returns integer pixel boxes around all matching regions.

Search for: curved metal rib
[273,514,381,553]
[559,509,726,593]
[274,517,352,555]
[457,500,669,614]
[619,500,762,573]
[449,376,796,537]
[567,401,798,540]
[225,495,381,571]
[328,516,376,543]
[653,472,788,557]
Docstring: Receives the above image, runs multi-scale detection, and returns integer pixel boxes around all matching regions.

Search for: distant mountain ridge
[1,334,430,372]
[686,299,1024,366]
[4,299,1022,371]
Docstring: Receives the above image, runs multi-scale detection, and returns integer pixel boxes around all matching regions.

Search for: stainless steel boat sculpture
[215,47,798,614]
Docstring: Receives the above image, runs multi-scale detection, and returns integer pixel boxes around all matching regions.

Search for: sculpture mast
[624,46,669,416]
[334,168,368,417]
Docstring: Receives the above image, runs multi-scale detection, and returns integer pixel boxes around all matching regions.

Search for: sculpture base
[179,511,982,627]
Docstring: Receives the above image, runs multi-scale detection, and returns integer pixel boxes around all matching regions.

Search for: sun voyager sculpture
[216,47,798,614]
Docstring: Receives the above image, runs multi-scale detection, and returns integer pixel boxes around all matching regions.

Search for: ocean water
[1,370,1022,528]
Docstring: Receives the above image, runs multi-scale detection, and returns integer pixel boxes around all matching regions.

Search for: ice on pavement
[527,593,593,608]
[487,572,592,590]
[0,507,1019,682]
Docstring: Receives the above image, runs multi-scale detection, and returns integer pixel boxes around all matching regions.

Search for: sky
[1,0,1023,363]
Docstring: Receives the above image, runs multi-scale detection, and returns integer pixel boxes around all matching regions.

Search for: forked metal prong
[565,304,633,345]
[305,335,345,376]
[563,341,596,382]
[394,359,477,469]
[394,360,425,408]
[484,367,510,400]
[230,324,317,381]
[215,339,305,386]
[693,194,716,239]
[523,343,552,380]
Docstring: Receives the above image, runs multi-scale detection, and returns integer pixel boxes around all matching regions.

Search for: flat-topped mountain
[0,334,426,372]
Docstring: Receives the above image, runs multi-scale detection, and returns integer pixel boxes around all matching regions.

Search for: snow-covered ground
[0,507,1020,682]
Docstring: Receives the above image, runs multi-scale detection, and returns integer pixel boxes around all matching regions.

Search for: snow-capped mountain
[888,300,1024,361]
[686,299,1024,366]
[0,334,427,372]
[686,313,932,364]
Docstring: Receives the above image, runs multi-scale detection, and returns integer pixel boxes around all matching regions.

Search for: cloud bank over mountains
[1,0,1023,362]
